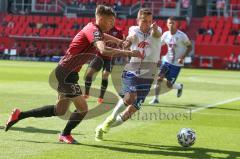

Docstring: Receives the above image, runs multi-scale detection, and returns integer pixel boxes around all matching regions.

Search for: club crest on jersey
[138,41,150,49]
[94,31,102,40]
[112,31,117,36]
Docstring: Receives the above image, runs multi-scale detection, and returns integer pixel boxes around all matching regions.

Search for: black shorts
[55,65,82,98]
[89,56,113,72]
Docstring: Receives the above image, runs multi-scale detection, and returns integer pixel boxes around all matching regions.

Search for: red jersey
[97,26,124,60]
[59,22,104,72]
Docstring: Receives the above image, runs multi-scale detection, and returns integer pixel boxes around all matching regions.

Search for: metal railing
[206,0,240,17]
[10,0,64,14]
[140,0,192,17]
[229,4,240,17]
[129,1,141,15]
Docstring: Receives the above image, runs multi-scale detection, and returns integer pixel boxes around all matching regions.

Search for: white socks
[111,99,125,119]
[172,83,182,89]
[111,114,124,127]
[155,84,160,98]
[101,99,125,131]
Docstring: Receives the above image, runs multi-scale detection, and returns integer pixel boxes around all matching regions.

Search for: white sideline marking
[188,97,240,113]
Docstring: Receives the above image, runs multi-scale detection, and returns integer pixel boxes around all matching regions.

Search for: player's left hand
[131,50,144,59]
[121,40,131,49]
[178,58,184,64]
[150,22,158,31]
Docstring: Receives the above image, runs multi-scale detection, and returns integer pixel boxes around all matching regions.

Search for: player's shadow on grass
[81,140,240,159]
[207,107,240,111]
[0,126,82,135]
[14,139,83,145]
[144,103,198,109]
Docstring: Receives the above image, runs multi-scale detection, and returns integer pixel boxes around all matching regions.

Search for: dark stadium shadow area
[81,140,240,159]
[0,126,83,136]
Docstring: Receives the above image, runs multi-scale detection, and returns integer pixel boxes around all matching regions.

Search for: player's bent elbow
[99,49,110,56]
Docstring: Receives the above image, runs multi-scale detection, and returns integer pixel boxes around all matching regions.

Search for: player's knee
[102,74,109,80]
[123,93,137,105]
[122,105,138,120]
[167,81,173,88]
[81,102,89,112]
[86,69,96,77]
[85,74,93,83]
[81,106,88,113]
[55,108,67,116]
[75,106,88,116]
[81,109,88,116]
[157,76,163,82]
[102,71,110,79]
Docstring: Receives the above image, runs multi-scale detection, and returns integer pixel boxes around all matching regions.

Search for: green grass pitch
[0,60,240,159]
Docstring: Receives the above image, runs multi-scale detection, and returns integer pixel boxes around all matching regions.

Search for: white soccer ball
[177,128,196,147]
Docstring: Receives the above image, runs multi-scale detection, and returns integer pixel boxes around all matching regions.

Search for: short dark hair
[137,8,152,19]
[95,5,116,17]
[168,16,177,21]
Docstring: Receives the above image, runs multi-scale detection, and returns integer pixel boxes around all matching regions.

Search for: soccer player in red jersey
[84,26,124,104]
[5,5,143,144]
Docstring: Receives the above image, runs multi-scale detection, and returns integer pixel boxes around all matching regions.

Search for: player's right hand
[150,22,158,31]
[131,50,144,59]
[122,40,131,49]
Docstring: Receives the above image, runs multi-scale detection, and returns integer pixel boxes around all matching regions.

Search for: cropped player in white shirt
[95,8,162,141]
[150,17,192,104]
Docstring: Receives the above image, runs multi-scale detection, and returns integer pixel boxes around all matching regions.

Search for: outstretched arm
[94,40,143,58]
[104,33,124,47]
[150,22,162,38]
[178,43,192,64]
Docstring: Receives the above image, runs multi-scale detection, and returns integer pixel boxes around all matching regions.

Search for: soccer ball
[177,128,196,147]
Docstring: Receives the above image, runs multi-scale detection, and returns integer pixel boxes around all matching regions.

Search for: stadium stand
[0,13,187,60]
[194,15,240,69]
[1,0,240,69]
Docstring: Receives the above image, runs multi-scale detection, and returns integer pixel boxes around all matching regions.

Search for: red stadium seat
[46,29,54,36]
[83,17,90,25]
[132,0,139,4]
[122,0,132,6]
[232,23,239,31]
[209,16,217,29]
[76,17,83,24]
[215,27,222,36]
[227,35,236,45]
[211,34,220,44]
[115,18,127,29]
[5,14,13,21]
[39,29,47,37]
[180,21,187,30]
[204,35,212,44]
[195,35,204,44]
[48,16,55,22]
[40,16,48,23]
[236,36,240,45]
[17,28,25,36]
[55,16,62,23]
[127,19,136,26]
[219,35,228,44]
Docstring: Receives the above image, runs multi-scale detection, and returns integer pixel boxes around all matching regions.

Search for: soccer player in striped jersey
[5,5,143,144]
[95,8,162,141]
[84,26,124,104]
[150,17,192,104]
